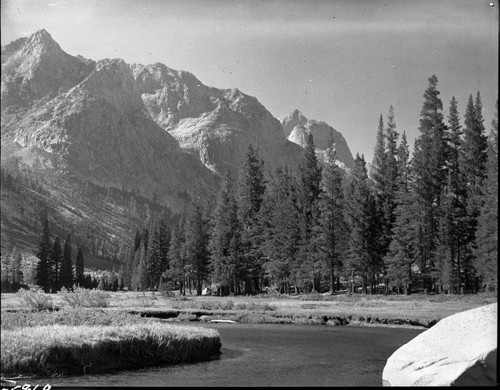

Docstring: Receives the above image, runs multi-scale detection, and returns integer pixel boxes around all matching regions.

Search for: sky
[1,0,498,163]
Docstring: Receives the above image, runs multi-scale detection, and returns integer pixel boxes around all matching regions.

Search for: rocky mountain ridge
[281,109,355,169]
[1,29,355,266]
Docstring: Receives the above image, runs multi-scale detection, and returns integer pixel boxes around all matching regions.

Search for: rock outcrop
[382,303,497,386]
[280,109,355,170]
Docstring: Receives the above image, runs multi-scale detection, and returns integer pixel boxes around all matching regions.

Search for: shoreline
[1,292,496,381]
[131,308,435,329]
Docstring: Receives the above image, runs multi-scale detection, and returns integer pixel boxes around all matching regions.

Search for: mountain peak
[26,29,61,51]
[1,29,94,109]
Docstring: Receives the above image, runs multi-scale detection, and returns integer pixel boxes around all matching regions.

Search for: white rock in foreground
[382,302,497,386]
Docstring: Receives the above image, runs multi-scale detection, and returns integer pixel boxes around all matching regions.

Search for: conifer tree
[132,243,147,291]
[297,133,323,292]
[184,198,210,295]
[385,132,418,294]
[50,236,62,292]
[133,229,141,253]
[157,214,171,288]
[261,166,301,294]
[318,136,348,293]
[433,97,467,293]
[75,246,85,287]
[460,92,489,292]
[59,234,73,289]
[383,106,399,239]
[345,154,382,293]
[237,144,266,294]
[411,75,449,292]
[474,102,498,291]
[209,172,240,295]
[370,114,386,198]
[36,216,52,292]
[167,214,187,294]
[147,221,163,289]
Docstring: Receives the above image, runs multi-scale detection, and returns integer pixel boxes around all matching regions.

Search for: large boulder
[382,302,497,386]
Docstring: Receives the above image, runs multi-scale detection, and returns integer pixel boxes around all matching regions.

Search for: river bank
[1,291,495,382]
[2,290,496,328]
[0,307,220,380]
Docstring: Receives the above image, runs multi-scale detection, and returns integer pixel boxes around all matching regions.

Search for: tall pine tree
[412,75,449,292]
[318,136,348,293]
[59,234,73,289]
[50,236,62,292]
[474,101,498,291]
[75,246,85,287]
[166,214,187,294]
[184,197,210,295]
[385,132,418,294]
[297,133,323,292]
[237,144,266,294]
[459,92,488,292]
[261,166,301,294]
[209,172,240,296]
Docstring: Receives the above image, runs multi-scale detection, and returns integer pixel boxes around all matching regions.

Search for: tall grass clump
[1,323,221,377]
[58,287,111,308]
[134,292,158,307]
[1,308,145,331]
[17,288,54,310]
[199,300,235,310]
[235,301,277,311]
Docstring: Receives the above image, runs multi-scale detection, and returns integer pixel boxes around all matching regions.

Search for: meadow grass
[2,290,497,327]
[0,308,145,330]
[1,322,221,377]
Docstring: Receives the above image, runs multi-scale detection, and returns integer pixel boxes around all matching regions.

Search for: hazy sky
[2,0,498,163]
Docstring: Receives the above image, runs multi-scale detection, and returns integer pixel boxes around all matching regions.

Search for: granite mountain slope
[1,30,218,263]
[281,109,355,170]
[1,30,356,266]
[132,62,305,176]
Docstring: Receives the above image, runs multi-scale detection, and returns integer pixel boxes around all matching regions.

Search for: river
[46,322,423,387]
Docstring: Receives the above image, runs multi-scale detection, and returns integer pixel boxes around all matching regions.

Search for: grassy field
[1,290,496,379]
[0,301,221,379]
[1,322,221,377]
[2,290,496,325]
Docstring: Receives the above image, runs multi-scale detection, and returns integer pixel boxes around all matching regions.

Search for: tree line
[33,218,87,292]
[122,76,497,296]
[7,75,496,296]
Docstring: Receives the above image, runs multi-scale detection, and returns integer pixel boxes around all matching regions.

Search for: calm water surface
[47,322,423,387]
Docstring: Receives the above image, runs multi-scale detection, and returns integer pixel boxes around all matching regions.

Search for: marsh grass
[0,308,145,330]
[1,323,221,377]
[58,287,111,308]
[169,299,276,312]
[135,292,158,307]
[17,288,54,310]
[234,301,276,311]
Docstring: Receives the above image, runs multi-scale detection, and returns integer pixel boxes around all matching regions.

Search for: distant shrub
[171,299,200,310]
[159,289,175,298]
[17,288,54,311]
[218,299,234,310]
[235,301,276,311]
[199,300,234,311]
[136,292,157,307]
[58,286,111,308]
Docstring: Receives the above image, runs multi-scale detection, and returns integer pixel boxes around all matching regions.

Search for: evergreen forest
[2,75,497,296]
